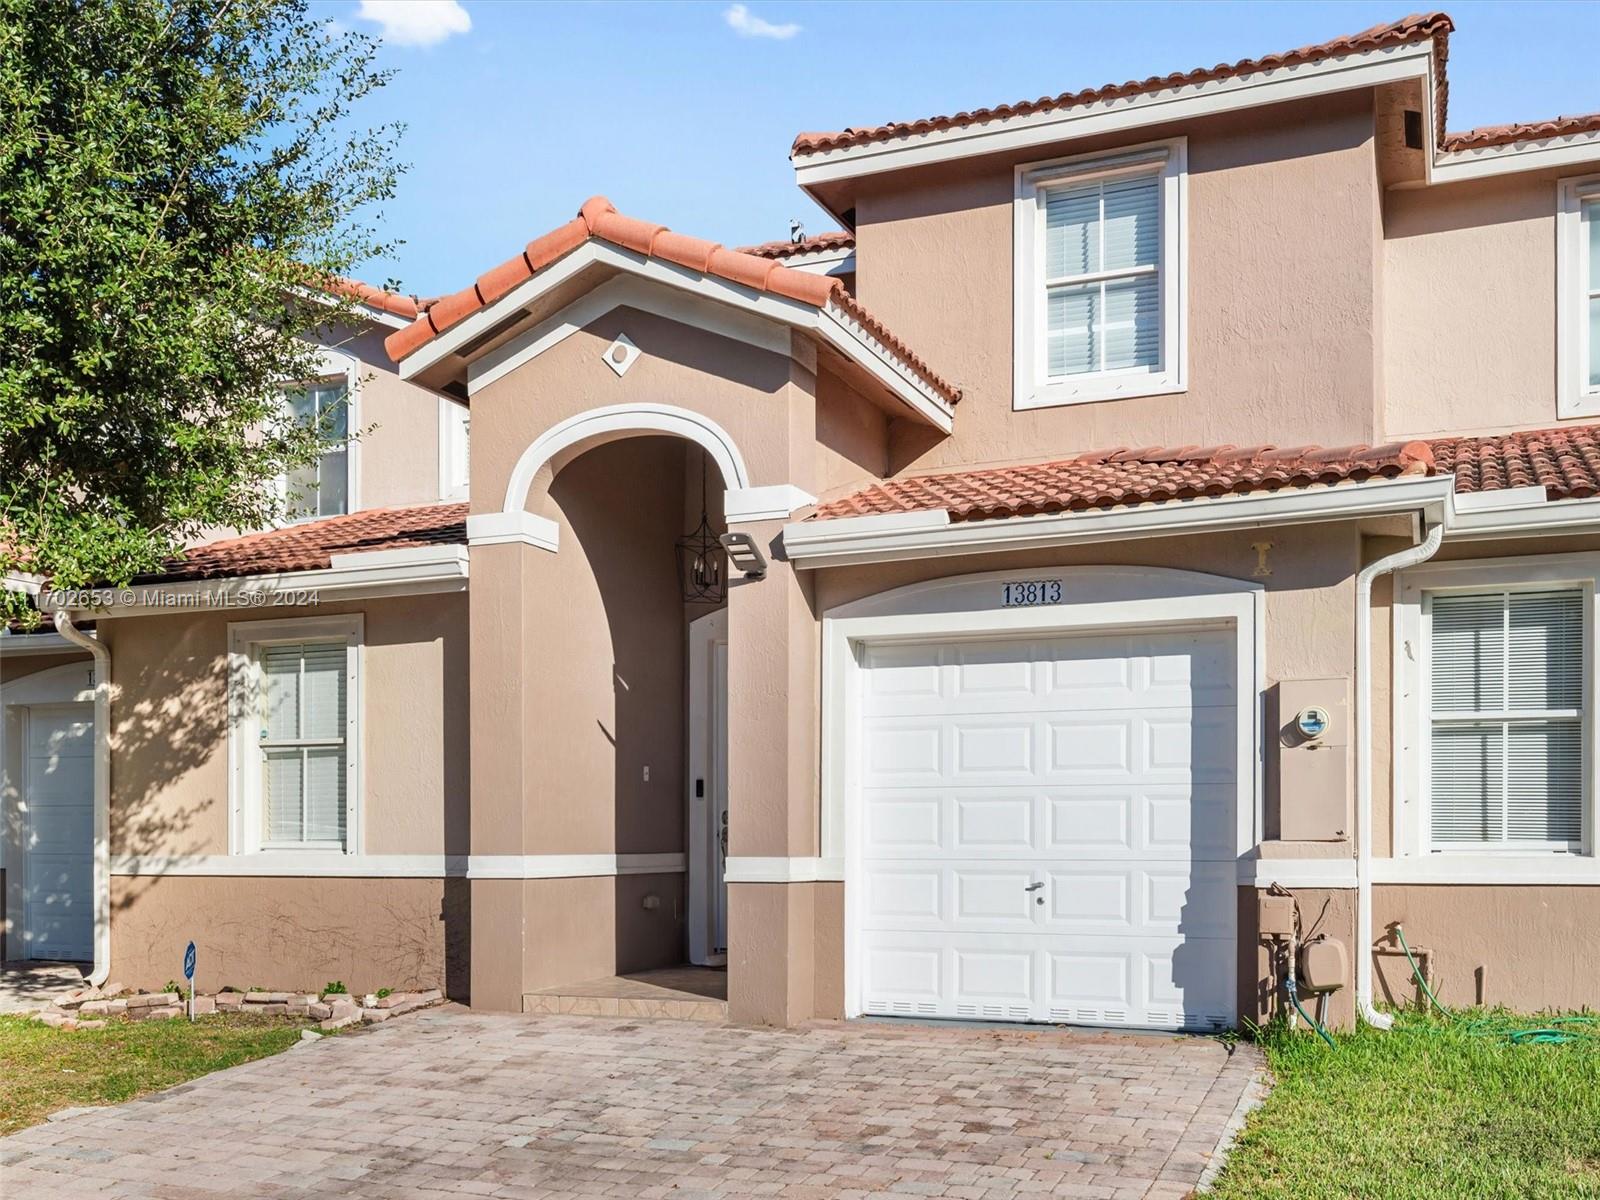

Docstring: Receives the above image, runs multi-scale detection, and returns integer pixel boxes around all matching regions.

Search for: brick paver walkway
[1,1009,1266,1198]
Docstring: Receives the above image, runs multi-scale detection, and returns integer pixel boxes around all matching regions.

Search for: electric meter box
[1277,678,1351,842]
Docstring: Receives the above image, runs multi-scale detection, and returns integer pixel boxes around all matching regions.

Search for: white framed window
[1394,556,1597,864]
[438,398,469,500]
[284,376,353,519]
[228,615,362,855]
[1013,138,1186,410]
[1558,175,1600,417]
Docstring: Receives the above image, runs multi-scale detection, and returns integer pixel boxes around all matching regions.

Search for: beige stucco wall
[1382,169,1570,438]
[99,592,468,860]
[849,92,1385,471]
[337,322,453,511]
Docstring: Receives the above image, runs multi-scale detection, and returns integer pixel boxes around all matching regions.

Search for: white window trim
[437,397,469,501]
[1393,554,1598,868]
[280,348,360,523]
[1012,138,1187,410]
[227,614,363,856]
[1557,175,1600,418]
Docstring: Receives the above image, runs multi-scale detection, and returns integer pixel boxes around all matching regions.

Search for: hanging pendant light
[676,458,726,603]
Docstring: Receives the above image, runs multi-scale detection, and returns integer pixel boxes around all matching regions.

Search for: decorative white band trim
[467,510,560,551]
[724,484,817,523]
[466,852,687,880]
[1371,855,1600,886]
[724,856,844,884]
[1238,857,1357,889]
[111,853,463,878]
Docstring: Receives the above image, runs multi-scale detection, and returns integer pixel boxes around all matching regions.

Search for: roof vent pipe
[1354,520,1444,1029]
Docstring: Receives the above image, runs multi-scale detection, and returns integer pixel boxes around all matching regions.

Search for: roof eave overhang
[793,40,1437,209]
[398,240,953,433]
[783,473,1456,569]
[1429,130,1600,185]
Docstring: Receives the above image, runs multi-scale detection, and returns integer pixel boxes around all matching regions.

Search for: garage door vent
[958,1004,1030,1020]
[1050,1007,1129,1024]
[866,1000,938,1016]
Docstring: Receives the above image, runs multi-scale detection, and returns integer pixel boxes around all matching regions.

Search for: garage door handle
[1023,882,1043,892]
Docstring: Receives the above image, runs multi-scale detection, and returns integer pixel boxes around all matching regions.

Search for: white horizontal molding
[0,631,94,657]
[784,475,1455,569]
[1372,855,1600,886]
[466,509,560,551]
[1431,131,1600,185]
[1239,856,1356,889]
[724,484,817,523]
[794,43,1432,186]
[1447,497,1600,540]
[64,545,469,619]
[724,856,845,883]
[111,853,464,878]
[782,248,855,276]
[466,852,686,880]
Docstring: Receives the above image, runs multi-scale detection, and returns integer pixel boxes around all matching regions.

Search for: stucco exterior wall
[849,92,1384,470]
[337,322,453,511]
[1382,169,1570,438]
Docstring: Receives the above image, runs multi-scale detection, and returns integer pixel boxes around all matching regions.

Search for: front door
[22,703,94,962]
[687,610,729,965]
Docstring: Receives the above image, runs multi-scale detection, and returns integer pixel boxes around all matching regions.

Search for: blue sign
[183,941,196,981]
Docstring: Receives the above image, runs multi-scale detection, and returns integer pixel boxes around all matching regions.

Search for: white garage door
[856,628,1237,1031]
[22,704,95,962]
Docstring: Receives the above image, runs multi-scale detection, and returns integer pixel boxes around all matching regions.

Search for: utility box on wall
[1276,677,1351,841]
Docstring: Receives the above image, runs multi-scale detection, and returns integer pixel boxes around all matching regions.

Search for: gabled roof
[791,13,1455,159]
[327,276,434,321]
[382,198,959,409]
[737,232,856,260]
[811,442,1434,524]
[142,503,467,583]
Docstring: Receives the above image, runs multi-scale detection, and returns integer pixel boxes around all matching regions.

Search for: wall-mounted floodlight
[719,532,768,580]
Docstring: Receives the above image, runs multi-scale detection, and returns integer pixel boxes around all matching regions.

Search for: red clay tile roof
[1442,113,1600,152]
[144,503,467,583]
[736,232,856,260]
[811,442,1436,523]
[326,277,434,320]
[1432,424,1600,499]
[791,13,1455,158]
[382,198,958,406]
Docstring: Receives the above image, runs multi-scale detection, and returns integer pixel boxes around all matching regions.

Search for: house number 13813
[1000,579,1063,607]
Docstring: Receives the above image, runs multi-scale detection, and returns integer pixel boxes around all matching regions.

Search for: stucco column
[466,538,543,1011]
[724,520,820,1025]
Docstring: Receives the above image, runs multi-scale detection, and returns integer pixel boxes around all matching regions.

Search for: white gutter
[784,474,1456,568]
[1353,520,1445,1029]
[51,608,112,989]
[1448,493,1600,540]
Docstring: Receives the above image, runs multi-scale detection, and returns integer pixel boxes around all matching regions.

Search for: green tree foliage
[0,0,403,622]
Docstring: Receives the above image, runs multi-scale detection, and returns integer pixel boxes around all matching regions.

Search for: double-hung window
[1427,589,1585,850]
[1015,139,1185,410]
[1558,177,1600,416]
[229,616,361,855]
[285,378,351,519]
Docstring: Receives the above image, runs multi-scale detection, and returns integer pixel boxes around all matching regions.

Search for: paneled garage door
[856,628,1237,1030]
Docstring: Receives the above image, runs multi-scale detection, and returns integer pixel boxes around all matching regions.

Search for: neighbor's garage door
[857,628,1237,1030]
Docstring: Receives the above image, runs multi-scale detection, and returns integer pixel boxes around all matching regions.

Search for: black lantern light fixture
[676,460,726,603]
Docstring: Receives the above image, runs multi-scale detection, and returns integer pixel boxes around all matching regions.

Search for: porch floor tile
[524,965,727,1020]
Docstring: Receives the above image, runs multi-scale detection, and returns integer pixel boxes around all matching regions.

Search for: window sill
[1373,854,1600,885]
[1014,375,1185,411]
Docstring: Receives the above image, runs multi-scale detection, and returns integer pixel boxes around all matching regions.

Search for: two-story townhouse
[8,10,1600,1033]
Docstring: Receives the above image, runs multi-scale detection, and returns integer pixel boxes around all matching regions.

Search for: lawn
[0,1012,307,1135]
[1209,1010,1600,1199]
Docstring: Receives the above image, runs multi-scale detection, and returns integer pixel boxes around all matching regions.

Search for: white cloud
[356,0,472,48]
[723,4,801,40]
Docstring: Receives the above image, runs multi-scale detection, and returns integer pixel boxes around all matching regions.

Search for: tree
[0,0,404,622]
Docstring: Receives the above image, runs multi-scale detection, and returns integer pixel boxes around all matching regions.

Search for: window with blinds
[1586,200,1600,390]
[1042,173,1160,379]
[257,640,348,848]
[1428,590,1585,849]
[285,380,350,519]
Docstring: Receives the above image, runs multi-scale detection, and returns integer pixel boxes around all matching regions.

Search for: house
[6,10,1600,1031]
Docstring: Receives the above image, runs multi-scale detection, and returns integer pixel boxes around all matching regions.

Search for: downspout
[51,608,112,988]
[1354,519,1444,1029]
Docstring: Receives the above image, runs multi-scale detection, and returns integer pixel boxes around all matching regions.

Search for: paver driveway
[1,1008,1265,1199]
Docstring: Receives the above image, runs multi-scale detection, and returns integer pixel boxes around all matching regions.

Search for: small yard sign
[183,941,197,1021]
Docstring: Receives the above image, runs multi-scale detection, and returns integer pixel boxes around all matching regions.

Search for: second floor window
[1558,177,1600,416]
[286,379,350,519]
[1015,140,1186,411]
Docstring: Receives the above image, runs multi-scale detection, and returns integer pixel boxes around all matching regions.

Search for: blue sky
[332,1,1600,297]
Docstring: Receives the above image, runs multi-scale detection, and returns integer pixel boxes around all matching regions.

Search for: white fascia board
[783,474,1456,569]
[1431,131,1600,185]
[1451,484,1547,512]
[1238,857,1357,889]
[1448,495,1600,540]
[724,484,818,523]
[2,571,44,597]
[67,546,469,619]
[0,630,94,656]
[465,509,560,551]
[782,249,856,276]
[816,305,955,432]
[724,856,845,883]
[793,43,1433,188]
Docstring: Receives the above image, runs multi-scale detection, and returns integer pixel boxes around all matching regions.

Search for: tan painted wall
[336,322,453,511]
[850,92,1385,470]
[1382,169,1571,438]
[108,875,462,994]
[99,592,468,859]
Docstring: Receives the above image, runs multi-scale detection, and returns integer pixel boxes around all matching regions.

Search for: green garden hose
[1284,976,1337,1049]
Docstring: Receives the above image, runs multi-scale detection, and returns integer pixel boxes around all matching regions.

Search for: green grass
[0,1012,306,1135]
[1208,1009,1600,1199]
